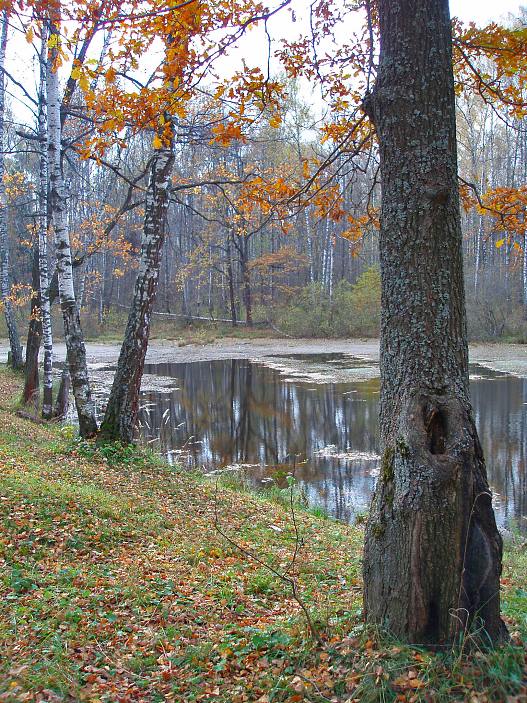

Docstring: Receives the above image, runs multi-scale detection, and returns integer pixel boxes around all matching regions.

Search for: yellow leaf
[152,135,163,149]
[105,67,116,84]
[269,113,282,128]
[174,104,187,119]
[78,74,89,92]
[25,28,34,44]
[47,34,58,49]
[496,238,505,248]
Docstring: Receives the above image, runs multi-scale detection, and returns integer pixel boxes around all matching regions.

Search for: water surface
[113,354,526,532]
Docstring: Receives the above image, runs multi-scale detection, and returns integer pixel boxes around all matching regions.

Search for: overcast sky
[213,0,526,88]
[6,0,526,126]
[450,0,523,23]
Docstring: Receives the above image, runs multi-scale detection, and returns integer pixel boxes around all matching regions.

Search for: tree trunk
[22,246,42,407]
[54,366,70,420]
[240,239,253,327]
[226,232,237,326]
[523,231,527,321]
[362,0,505,645]
[47,15,97,437]
[38,23,53,419]
[98,142,174,444]
[0,11,23,370]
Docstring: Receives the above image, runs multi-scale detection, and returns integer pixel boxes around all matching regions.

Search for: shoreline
[2,337,527,378]
[0,365,525,700]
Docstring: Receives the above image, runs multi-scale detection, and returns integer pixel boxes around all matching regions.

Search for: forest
[2,2,527,347]
[0,0,527,701]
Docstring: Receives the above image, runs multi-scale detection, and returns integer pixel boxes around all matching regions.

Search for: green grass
[0,365,525,702]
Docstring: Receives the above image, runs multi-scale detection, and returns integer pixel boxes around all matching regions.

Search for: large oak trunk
[362,0,505,645]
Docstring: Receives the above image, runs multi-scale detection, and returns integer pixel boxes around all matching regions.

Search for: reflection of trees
[135,361,526,532]
[471,373,527,533]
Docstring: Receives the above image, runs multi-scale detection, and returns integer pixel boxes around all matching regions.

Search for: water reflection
[471,373,527,533]
[132,356,526,533]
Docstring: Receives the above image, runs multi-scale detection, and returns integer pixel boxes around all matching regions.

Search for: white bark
[38,24,53,418]
[99,141,175,443]
[304,209,314,284]
[523,232,527,319]
[47,15,97,436]
[0,11,23,368]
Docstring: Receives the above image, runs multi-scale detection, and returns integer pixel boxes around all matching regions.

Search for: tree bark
[239,238,253,327]
[22,246,42,407]
[98,142,175,444]
[53,366,70,420]
[47,15,97,437]
[0,11,23,370]
[226,232,237,326]
[362,0,505,645]
[523,231,527,321]
[38,23,53,419]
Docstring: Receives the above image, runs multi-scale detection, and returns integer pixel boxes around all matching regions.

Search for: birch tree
[47,14,97,437]
[98,137,175,443]
[22,245,41,405]
[0,10,23,369]
[38,23,53,418]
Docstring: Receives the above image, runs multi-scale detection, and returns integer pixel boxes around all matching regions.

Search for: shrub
[465,271,527,342]
[275,267,381,338]
[334,267,381,337]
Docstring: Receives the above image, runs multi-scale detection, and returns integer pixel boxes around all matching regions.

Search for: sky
[5,0,527,128]
[214,0,526,96]
[450,0,524,23]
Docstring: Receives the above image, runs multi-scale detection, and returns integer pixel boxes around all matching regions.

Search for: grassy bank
[0,308,279,347]
[0,367,525,702]
[82,314,277,346]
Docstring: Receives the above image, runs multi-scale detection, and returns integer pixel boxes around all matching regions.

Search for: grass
[0,308,278,348]
[79,309,277,345]
[0,366,525,702]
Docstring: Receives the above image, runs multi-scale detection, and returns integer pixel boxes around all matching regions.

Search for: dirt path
[1,337,527,376]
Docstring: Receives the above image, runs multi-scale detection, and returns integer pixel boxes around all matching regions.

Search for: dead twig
[212,476,321,644]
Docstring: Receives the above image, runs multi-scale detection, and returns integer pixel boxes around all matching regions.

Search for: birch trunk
[38,24,53,418]
[0,11,23,369]
[54,366,70,419]
[362,0,505,645]
[239,238,253,327]
[47,17,97,437]
[22,246,42,407]
[98,142,175,443]
[523,129,527,321]
[523,231,527,320]
[226,232,237,326]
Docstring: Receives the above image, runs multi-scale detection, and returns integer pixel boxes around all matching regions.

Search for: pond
[100,353,527,533]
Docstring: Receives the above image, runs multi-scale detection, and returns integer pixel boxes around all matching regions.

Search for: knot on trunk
[364,392,505,645]
[408,393,471,468]
[423,402,446,455]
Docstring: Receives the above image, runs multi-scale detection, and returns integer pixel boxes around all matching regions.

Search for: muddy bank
[0,338,379,366]
[1,337,527,378]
